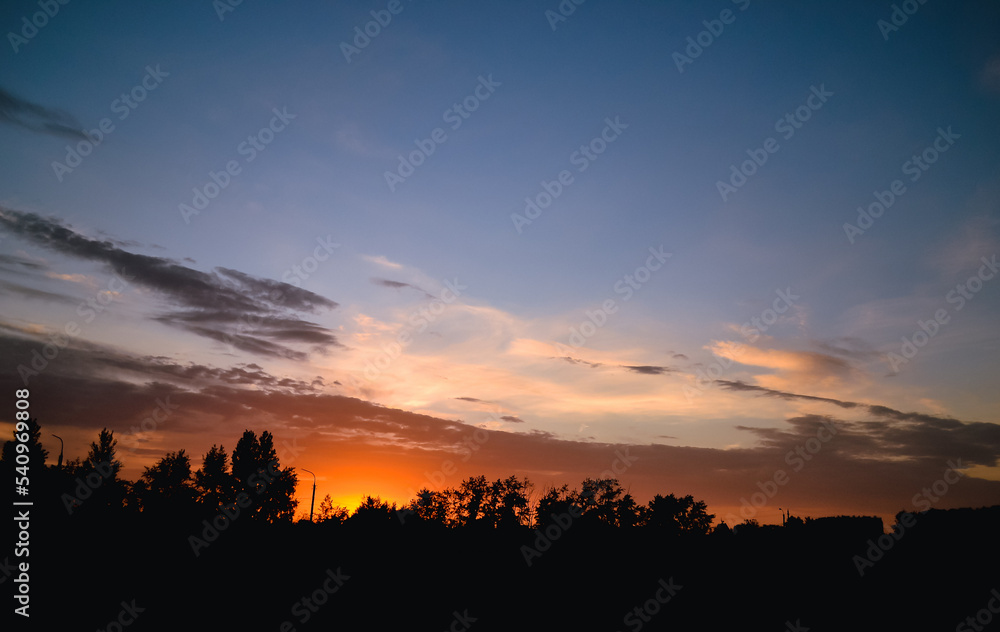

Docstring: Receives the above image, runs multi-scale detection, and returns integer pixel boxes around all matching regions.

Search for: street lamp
[51,434,64,468]
[302,469,317,522]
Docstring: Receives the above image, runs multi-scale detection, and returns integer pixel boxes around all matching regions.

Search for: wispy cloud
[0,86,88,140]
[622,365,673,375]
[0,252,47,271]
[0,279,76,304]
[981,55,1000,94]
[362,254,404,270]
[0,208,341,359]
[716,379,860,409]
[560,356,603,369]
[370,277,433,298]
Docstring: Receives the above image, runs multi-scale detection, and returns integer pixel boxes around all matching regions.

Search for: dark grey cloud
[0,253,47,271]
[500,415,525,424]
[0,86,88,140]
[0,279,76,304]
[715,379,859,409]
[559,356,602,369]
[811,337,884,362]
[0,208,340,359]
[622,365,673,375]
[219,267,336,313]
[558,358,676,375]
[454,396,483,402]
[0,327,324,395]
[370,277,432,297]
[722,380,1000,467]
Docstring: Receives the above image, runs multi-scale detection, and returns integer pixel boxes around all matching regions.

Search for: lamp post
[302,469,316,522]
[52,434,64,468]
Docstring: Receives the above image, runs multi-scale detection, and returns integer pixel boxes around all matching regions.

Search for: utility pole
[52,434,64,468]
[303,469,317,522]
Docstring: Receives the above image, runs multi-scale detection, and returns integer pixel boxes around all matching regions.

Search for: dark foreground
[14,505,1000,631]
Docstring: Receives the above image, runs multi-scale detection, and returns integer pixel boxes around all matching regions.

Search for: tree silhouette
[534,484,574,529]
[66,427,124,513]
[574,477,637,527]
[317,493,349,523]
[350,495,397,527]
[231,429,298,523]
[736,518,761,532]
[403,476,533,528]
[194,444,237,510]
[133,449,196,515]
[0,416,48,467]
[457,475,490,526]
[1,418,53,511]
[489,475,532,527]
[644,493,715,535]
[407,487,451,525]
[83,427,123,479]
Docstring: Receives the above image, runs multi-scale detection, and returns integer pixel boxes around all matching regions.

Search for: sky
[1,0,999,526]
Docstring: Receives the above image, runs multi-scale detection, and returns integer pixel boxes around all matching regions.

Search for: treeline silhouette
[4,421,999,631]
[1,419,724,534]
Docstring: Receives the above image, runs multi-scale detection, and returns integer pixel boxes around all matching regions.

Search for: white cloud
[362,254,404,270]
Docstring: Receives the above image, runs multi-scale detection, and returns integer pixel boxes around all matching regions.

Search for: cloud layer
[3,327,998,525]
[0,208,340,359]
[0,86,88,140]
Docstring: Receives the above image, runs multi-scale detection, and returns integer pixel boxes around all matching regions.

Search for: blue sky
[2,0,999,520]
